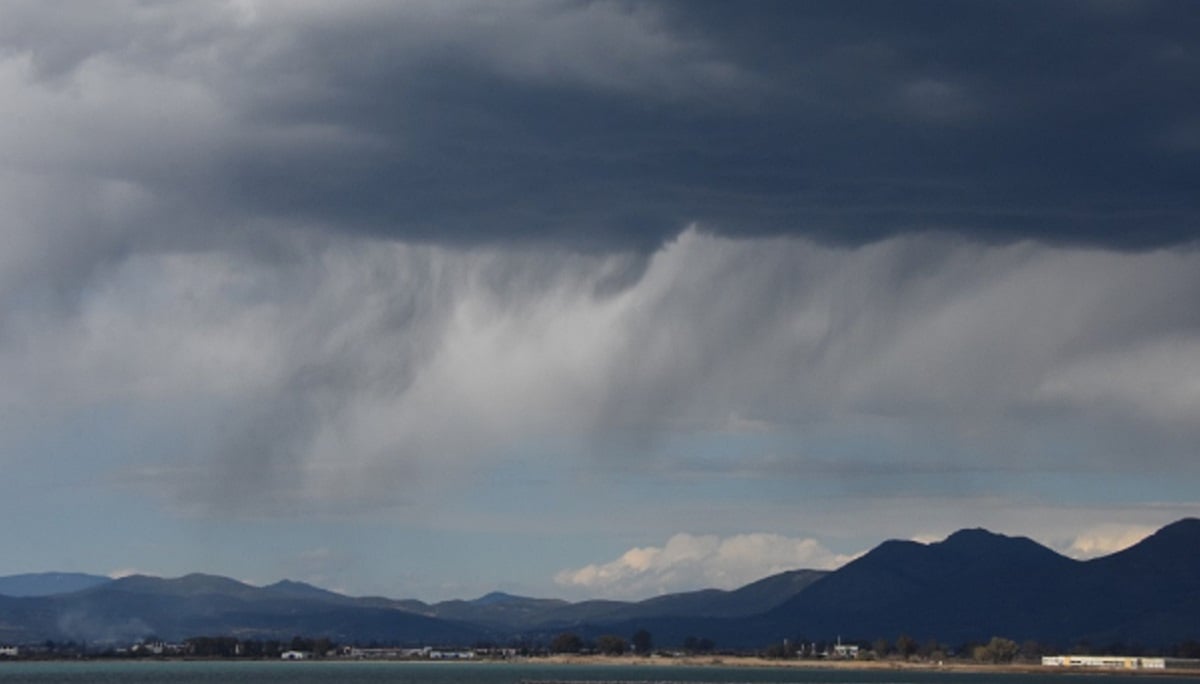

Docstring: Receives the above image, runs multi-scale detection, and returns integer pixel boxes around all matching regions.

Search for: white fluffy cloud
[554,532,853,599]
[1064,524,1156,559]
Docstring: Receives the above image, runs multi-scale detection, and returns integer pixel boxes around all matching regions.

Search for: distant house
[280,650,310,660]
[133,641,166,655]
[0,646,18,657]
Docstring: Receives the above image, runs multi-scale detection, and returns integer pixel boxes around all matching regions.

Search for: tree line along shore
[4,631,1200,675]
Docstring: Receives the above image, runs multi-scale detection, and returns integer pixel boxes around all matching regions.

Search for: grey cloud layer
[5,230,1196,515]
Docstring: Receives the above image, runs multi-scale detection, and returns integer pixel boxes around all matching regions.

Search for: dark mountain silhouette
[576,520,1200,650]
[0,572,111,597]
[1091,518,1200,584]
[422,593,573,629]
[1,519,1196,649]
[0,566,823,645]
[261,579,348,602]
[391,569,825,632]
[633,569,828,619]
[749,518,1200,649]
[1072,518,1200,646]
[0,574,485,645]
[470,591,541,606]
[753,528,1082,646]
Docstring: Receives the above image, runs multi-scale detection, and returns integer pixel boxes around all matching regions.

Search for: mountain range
[1,518,1197,649]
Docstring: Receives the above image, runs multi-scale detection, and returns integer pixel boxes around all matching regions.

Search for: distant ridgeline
[1,518,1198,655]
[0,572,111,597]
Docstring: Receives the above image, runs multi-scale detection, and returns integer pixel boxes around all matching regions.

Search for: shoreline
[531,654,1200,677]
[6,654,1200,678]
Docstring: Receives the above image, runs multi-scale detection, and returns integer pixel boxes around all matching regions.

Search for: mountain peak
[265,579,341,596]
[942,527,1006,545]
[940,527,1006,552]
[470,591,529,605]
[266,578,322,591]
[938,527,1060,558]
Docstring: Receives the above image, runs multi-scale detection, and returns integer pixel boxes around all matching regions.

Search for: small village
[4,634,1199,672]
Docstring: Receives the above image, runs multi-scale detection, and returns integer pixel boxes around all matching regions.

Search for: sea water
[0,662,1193,684]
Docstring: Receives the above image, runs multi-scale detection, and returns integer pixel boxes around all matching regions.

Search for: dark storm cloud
[3,0,1197,260]
[203,0,1200,249]
[661,0,1200,248]
[172,0,1200,249]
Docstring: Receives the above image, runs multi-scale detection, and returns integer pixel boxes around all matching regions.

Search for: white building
[429,650,475,659]
[0,646,18,657]
[1042,655,1164,669]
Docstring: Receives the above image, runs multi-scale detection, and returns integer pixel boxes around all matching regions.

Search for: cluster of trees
[971,637,1020,664]
[760,634,1024,663]
[549,632,583,653]
[759,634,1200,664]
[871,635,948,662]
[549,629,654,655]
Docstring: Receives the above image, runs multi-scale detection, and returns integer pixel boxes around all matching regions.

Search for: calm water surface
[0,662,1194,684]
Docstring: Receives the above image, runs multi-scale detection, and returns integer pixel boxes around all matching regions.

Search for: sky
[1,0,1198,602]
